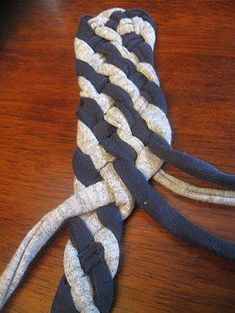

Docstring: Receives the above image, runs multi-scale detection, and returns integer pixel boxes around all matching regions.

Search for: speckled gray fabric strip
[0,8,234,313]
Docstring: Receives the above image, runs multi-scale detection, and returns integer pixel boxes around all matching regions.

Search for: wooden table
[0,1,234,312]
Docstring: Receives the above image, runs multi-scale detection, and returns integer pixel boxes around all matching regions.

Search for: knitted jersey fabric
[0,8,235,313]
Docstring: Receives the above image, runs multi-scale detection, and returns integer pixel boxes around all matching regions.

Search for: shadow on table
[0,0,33,50]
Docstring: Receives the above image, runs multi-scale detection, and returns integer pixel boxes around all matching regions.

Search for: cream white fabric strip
[154,170,235,206]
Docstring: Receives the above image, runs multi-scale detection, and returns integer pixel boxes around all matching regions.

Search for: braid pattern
[0,8,235,313]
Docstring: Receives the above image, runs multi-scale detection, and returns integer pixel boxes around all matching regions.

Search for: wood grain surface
[0,1,234,312]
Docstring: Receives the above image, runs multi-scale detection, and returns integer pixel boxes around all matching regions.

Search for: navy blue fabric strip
[73,147,102,186]
[51,276,78,313]
[96,205,123,243]
[76,60,108,94]
[114,159,235,260]
[102,134,137,162]
[76,97,105,128]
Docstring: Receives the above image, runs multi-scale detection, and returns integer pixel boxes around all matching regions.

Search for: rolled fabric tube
[147,133,235,189]
[154,170,235,206]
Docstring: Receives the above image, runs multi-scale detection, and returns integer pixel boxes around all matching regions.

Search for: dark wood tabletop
[0,1,234,312]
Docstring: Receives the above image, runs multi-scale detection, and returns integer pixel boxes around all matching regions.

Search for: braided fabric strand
[0,8,235,313]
